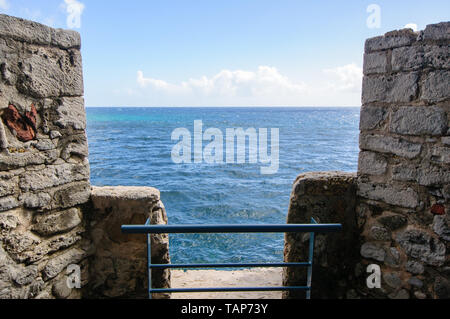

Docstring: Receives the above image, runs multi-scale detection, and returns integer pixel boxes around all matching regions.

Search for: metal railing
[121,218,342,299]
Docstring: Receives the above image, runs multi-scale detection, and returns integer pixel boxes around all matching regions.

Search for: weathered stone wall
[283,172,358,299]
[284,22,449,299]
[0,14,90,299]
[0,14,171,299]
[356,22,449,299]
[85,186,170,299]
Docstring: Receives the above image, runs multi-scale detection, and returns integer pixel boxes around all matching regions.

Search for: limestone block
[12,265,37,286]
[369,226,391,241]
[442,137,450,146]
[359,134,422,159]
[391,46,424,72]
[49,131,62,139]
[359,105,387,131]
[42,248,85,280]
[363,51,388,74]
[377,214,407,230]
[32,208,82,236]
[358,151,387,176]
[421,70,450,102]
[0,177,17,197]
[3,232,41,257]
[15,229,82,264]
[433,215,450,242]
[423,22,450,41]
[430,146,450,164]
[365,29,417,53]
[417,163,450,186]
[91,186,161,204]
[54,97,87,130]
[0,14,51,46]
[16,46,83,98]
[49,181,91,210]
[0,14,80,49]
[395,229,445,266]
[52,278,72,299]
[34,139,56,151]
[385,247,401,266]
[362,72,419,104]
[0,216,19,236]
[59,133,89,161]
[357,182,419,208]
[390,106,447,136]
[50,28,81,49]
[392,163,417,182]
[406,260,424,275]
[19,163,89,192]
[360,242,385,262]
[20,192,52,209]
[0,149,58,170]
[0,196,19,212]
[383,272,403,289]
[424,45,450,69]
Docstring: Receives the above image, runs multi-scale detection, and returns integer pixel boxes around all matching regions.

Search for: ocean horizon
[86,107,360,264]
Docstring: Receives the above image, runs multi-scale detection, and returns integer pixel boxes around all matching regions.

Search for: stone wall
[85,186,170,299]
[356,22,449,299]
[0,14,90,299]
[0,14,171,299]
[283,172,358,299]
[283,22,449,299]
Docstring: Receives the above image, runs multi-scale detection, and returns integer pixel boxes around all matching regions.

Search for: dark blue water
[86,107,360,264]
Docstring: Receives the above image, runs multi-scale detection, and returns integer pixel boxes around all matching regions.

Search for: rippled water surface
[86,107,360,264]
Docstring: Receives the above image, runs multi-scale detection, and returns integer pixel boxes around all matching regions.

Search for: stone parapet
[0,14,89,299]
[283,172,357,299]
[85,186,171,299]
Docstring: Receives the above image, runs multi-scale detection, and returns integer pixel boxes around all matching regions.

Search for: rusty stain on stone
[431,204,445,216]
[1,103,37,142]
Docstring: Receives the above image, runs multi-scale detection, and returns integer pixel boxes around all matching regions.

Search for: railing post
[146,219,152,300]
[306,217,317,299]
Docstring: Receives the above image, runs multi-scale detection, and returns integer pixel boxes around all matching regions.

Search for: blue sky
[1,1,449,106]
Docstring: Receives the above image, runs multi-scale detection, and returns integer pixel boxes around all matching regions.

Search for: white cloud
[98,64,362,107]
[63,0,85,29]
[404,23,418,32]
[137,66,308,99]
[0,0,9,11]
[323,63,363,93]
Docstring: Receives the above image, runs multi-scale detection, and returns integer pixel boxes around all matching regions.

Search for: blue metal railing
[121,218,342,299]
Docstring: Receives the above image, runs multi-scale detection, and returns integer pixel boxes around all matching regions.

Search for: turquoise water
[86,107,360,264]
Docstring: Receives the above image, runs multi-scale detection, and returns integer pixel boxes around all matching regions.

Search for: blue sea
[86,107,360,264]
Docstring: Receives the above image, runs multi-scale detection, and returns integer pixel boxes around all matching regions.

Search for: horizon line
[85,105,362,108]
